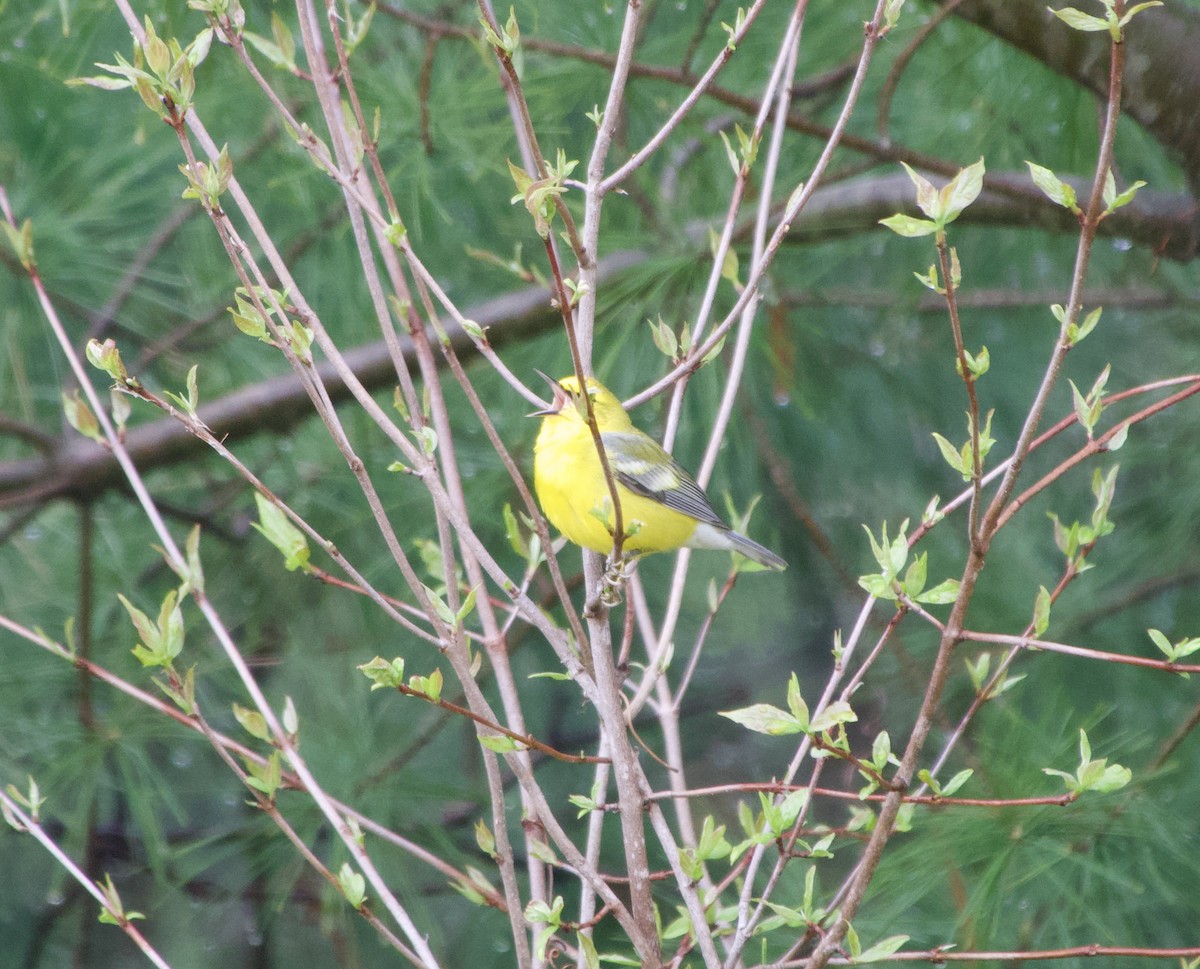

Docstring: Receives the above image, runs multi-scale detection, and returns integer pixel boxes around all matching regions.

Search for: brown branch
[995,377,1200,532]
[393,682,610,765]
[961,630,1200,674]
[818,943,1200,964]
[639,782,1080,809]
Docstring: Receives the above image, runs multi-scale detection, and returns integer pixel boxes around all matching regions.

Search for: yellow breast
[533,414,698,556]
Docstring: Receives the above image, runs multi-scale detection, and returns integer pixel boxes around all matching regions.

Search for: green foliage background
[1,0,1199,966]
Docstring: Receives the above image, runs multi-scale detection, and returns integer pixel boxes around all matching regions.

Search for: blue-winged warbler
[532,372,787,571]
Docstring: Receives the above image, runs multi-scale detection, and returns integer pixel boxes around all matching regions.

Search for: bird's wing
[601,431,726,528]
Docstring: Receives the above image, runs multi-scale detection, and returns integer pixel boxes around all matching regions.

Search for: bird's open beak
[529,369,568,416]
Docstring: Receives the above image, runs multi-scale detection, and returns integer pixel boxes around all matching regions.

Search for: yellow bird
[532,372,786,571]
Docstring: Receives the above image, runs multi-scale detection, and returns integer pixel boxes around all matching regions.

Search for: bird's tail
[690,521,787,571]
[725,530,788,571]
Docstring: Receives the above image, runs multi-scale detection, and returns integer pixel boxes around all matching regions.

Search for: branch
[821,943,1200,965]
[4,165,1192,511]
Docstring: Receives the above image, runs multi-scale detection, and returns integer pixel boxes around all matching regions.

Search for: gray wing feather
[601,431,726,528]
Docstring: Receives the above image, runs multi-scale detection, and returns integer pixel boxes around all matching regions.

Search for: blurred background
[2,0,1199,965]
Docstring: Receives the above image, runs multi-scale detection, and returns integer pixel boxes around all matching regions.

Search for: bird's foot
[600,555,635,606]
[583,556,636,615]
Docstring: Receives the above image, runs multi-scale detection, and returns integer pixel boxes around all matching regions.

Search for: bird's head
[532,371,631,429]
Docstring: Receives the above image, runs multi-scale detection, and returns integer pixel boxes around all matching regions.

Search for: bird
[531,371,787,571]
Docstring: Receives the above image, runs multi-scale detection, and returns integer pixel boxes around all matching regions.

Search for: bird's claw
[583,555,634,614]
[600,555,634,605]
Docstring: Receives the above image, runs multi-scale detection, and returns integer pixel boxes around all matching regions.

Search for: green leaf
[1050,7,1110,31]
[117,594,157,654]
[1045,728,1132,794]
[1145,628,1199,669]
[846,923,861,959]
[157,589,184,660]
[338,863,367,909]
[902,553,927,598]
[524,895,563,928]
[716,240,740,289]
[455,585,479,626]
[86,338,129,382]
[809,700,857,734]
[243,750,282,798]
[1147,628,1173,657]
[786,672,809,729]
[701,333,728,366]
[697,814,732,860]
[932,431,968,479]
[1119,1,1163,25]
[720,7,747,49]
[62,390,104,443]
[1026,161,1078,211]
[408,667,443,702]
[915,578,960,605]
[883,0,906,30]
[862,521,890,573]
[647,315,678,359]
[1033,585,1051,636]
[251,493,311,572]
[872,731,892,768]
[68,73,135,91]
[2,218,34,271]
[858,572,896,600]
[913,263,941,292]
[1092,763,1132,792]
[717,128,740,176]
[577,932,600,969]
[901,161,939,217]
[855,934,910,963]
[965,653,990,692]
[1109,180,1146,212]
[879,213,938,237]
[891,528,910,577]
[232,702,271,742]
[940,157,985,223]
[1069,379,1095,435]
[244,30,292,71]
[1069,306,1102,345]
[719,703,805,736]
[941,769,973,796]
[281,696,298,736]
[1102,168,1117,210]
[961,345,990,378]
[474,819,497,858]
[358,655,405,689]
[479,734,521,753]
[119,590,183,669]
